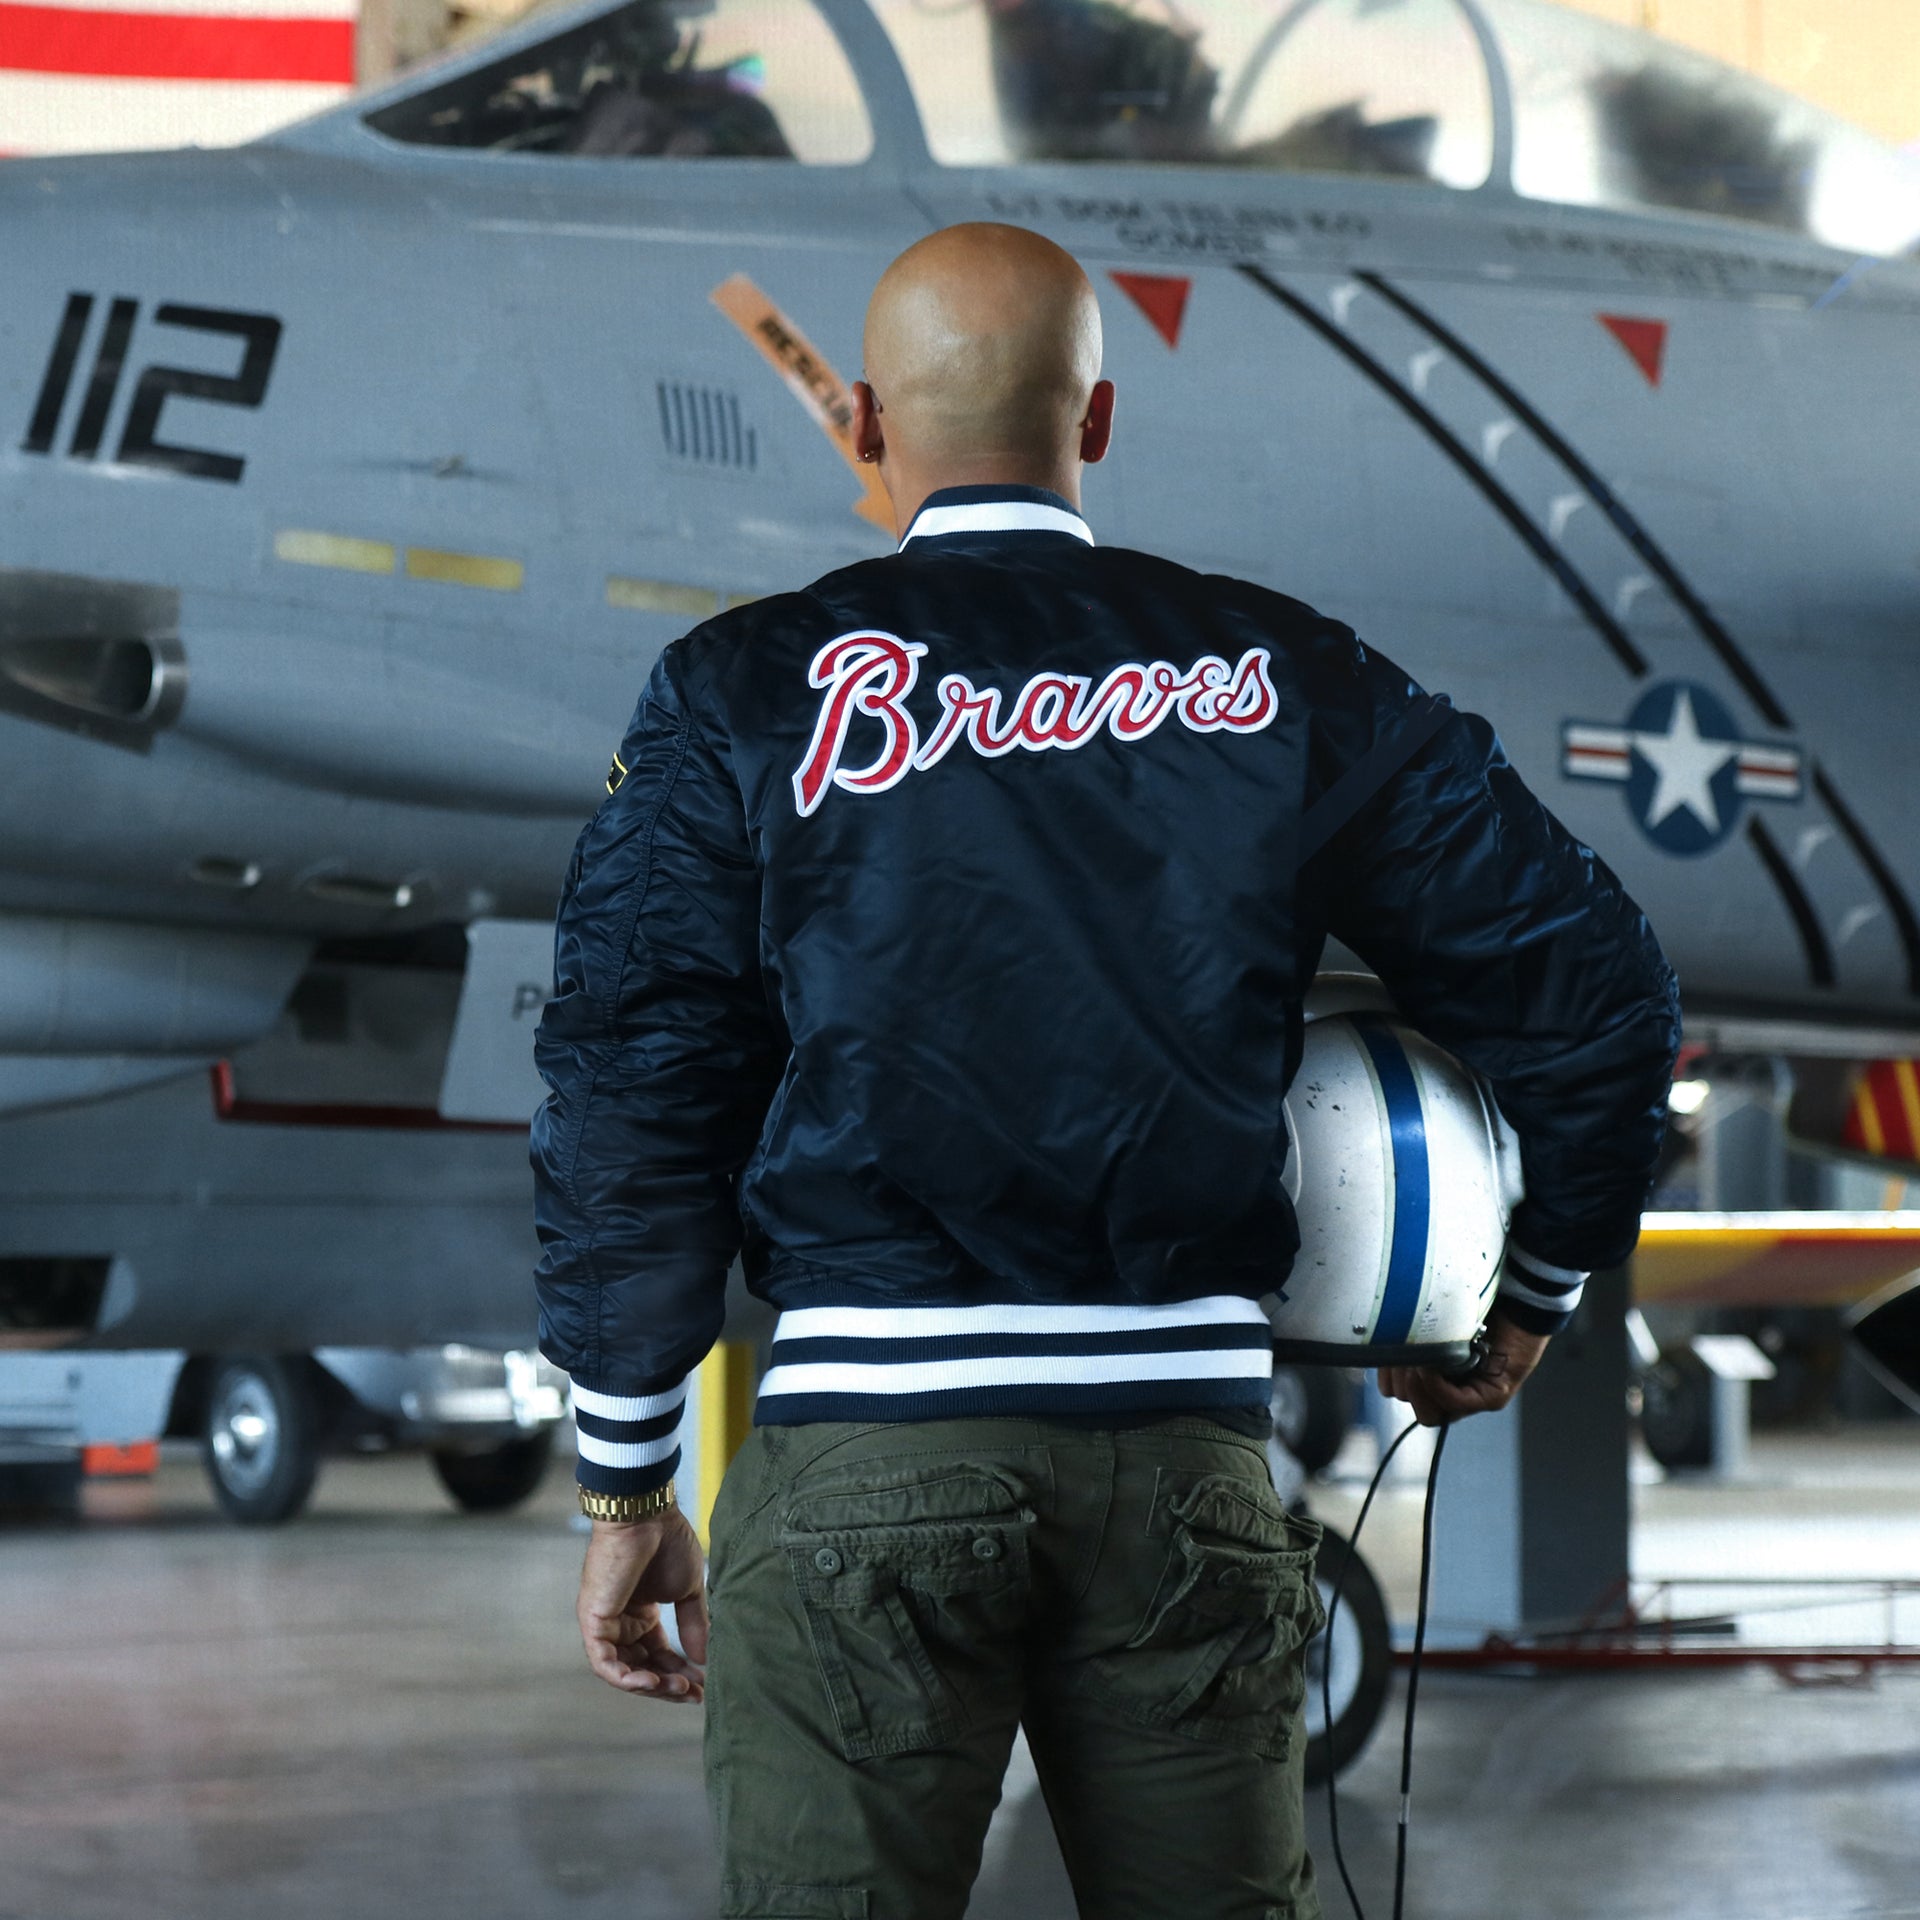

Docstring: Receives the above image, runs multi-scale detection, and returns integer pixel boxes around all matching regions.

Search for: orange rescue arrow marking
[711,273,894,535]
[1598,313,1668,387]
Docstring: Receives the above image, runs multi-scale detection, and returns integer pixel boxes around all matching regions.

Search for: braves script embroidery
[793,631,1279,817]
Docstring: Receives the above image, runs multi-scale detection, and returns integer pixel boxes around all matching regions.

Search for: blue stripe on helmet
[1354,1020,1429,1345]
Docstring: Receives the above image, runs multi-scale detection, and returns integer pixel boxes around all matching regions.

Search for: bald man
[534,225,1677,1919]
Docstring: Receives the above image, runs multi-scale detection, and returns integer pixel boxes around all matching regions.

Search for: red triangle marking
[1111,271,1192,350]
[1598,313,1668,387]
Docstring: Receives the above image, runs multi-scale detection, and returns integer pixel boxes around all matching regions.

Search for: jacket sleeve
[531,646,785,1494]
[1307,627,1681,1335]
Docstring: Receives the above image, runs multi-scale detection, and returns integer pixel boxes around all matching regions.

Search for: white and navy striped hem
[572,1379,685,1496]
[754,1297,1272,1425]
[900,499,1094,548]
[1497,1246,1590,1335]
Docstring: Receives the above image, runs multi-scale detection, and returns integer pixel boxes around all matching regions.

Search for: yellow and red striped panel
[0,0,355,156]
[1841,1059,1920,1165]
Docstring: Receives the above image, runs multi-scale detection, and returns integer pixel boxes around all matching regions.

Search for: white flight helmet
[1270,977,1525,1368]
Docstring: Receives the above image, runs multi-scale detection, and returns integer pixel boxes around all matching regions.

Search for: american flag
[0,0,356,156]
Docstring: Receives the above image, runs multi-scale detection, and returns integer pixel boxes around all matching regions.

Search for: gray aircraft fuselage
[0,0,1917,1346]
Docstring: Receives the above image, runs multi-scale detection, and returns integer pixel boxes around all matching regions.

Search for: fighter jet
[3,0,1920,1363]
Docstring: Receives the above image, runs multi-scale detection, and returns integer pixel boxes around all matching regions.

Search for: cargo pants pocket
[779,1467,1033,1763]
[1092,1471,1324,1762]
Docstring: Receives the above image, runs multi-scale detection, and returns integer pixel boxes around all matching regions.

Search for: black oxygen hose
[1321,1417,1451,1920]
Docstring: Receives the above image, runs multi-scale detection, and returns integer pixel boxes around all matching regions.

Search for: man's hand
[577,1506,710,1702]
[1378,1311,1550,1429]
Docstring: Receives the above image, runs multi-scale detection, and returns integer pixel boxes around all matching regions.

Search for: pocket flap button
[813,1546,843,1575]
[1216,1566,1244,1589]
[971,1536,1002,1563]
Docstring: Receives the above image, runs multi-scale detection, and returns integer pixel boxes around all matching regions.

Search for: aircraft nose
[1,151,275,811]
[2,145,286,485]
[2,160,52,451]
[2,154,110,529]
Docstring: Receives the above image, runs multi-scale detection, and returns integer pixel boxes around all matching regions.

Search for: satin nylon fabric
[531,489,1680,1467]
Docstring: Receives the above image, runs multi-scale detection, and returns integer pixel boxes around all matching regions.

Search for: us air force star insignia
[1562,680,1802,857]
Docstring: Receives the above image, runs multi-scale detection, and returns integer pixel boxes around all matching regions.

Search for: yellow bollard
[693,1341,757,1546]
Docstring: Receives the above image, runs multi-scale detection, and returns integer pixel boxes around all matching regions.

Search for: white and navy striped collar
[898,484,1095,550]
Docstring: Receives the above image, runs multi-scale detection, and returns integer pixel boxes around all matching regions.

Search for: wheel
[431,1429,554,1513]
[1270,1363,1354,1476]
[202,1356,321,1525]
[1641,1346,1714,1470]
[1304,1519,1393,1785]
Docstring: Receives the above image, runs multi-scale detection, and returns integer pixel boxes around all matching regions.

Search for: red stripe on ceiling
[0,4,354,82]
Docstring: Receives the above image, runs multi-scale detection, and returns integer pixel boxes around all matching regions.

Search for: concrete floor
[3,1434,1918,1920]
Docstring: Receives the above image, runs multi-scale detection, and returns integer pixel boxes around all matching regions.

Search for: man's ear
[852,380,885,464]
[1079,380,1116,466]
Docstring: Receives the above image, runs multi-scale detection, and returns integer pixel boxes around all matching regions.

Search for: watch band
[578,1479,677,1522]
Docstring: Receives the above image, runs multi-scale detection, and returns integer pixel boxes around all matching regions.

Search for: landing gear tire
[1271,1364,1355,1476]
[202,1356,321,1526]
[1642,1347,1714,1470]
[1305,1519,1393,1785]
[431,1430,554,1513]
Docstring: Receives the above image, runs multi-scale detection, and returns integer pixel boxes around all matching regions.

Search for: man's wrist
[1484,1306,1553,1373]
[578,1479,678,1523]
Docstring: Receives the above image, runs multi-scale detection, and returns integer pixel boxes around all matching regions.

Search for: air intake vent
[0,568,184,752]
[2,636,168,721]
[658,383,756,468]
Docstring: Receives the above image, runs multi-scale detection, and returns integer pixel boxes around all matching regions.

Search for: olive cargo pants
[704,1416,1326,1920]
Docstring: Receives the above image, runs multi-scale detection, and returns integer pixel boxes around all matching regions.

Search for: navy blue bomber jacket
[533,486,1681,1495]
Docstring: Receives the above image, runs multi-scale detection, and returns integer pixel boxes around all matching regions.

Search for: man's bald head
[860,224,1106,475]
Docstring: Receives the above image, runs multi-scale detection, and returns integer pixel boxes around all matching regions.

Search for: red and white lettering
[1013,674,1095,748]
[916,675,1021,768]
[791,632,925,818]
[794,637,1278,816]
[1178,650,1280,732]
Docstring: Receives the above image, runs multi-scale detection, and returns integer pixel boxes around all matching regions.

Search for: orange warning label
[711,274,893,535]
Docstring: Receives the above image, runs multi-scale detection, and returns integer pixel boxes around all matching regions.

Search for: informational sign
[437,919,556,1125]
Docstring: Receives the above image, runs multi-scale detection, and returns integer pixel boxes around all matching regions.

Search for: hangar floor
[3,1433,1917,1920]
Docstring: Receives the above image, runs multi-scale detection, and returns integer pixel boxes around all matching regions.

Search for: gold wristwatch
[578,1479,677,1522]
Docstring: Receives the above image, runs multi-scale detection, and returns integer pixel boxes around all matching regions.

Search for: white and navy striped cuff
[572,1379,686,1496]
[1496,1247,1589,1335]
[753,1297,1273,1425]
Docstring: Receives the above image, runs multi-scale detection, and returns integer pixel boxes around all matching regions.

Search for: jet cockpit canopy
[336,0,1920,257]
[1479,0,1920,257]
[871,0,1920,256]
[360,0,873,162]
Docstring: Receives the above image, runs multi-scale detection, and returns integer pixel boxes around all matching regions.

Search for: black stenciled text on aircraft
[22,295,282,484]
